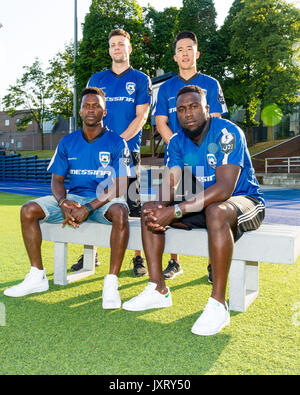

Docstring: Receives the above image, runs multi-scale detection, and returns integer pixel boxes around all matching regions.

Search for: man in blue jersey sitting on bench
[4,87,132,310]
[123,85,265,336]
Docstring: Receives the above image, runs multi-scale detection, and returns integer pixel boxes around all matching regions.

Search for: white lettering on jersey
[106,97,135,103]
[69,169,112,176]
[196,174,215,183]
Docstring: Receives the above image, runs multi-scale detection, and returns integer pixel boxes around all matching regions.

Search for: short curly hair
[81,87,106,107]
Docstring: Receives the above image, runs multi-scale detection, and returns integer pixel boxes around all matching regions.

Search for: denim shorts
[32,194,129,225]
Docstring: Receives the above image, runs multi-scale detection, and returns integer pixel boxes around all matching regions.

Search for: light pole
[73,0,78,132]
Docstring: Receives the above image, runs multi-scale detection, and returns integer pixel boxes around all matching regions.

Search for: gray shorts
[171,195,265,241]
[32,194,129,225]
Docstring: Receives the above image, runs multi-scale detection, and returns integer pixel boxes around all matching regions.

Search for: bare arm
[51,173,67,204]
[145,165,241,231]
[155,115,173,144]
[180,164,241,215]
[51,173,80,227]
[120,103,150,141]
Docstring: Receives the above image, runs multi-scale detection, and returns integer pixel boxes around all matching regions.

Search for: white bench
[40,220,300,313]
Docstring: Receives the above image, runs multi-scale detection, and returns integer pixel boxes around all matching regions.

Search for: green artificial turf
[0,192,299,375]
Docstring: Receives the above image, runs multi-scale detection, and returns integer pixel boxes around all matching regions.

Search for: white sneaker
[122,282,172,311]
[102,274,121,309]
[191,297,230,336]
[4,267,49,297]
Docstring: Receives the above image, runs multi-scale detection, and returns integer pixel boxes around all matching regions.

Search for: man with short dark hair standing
[71,29,152,277]
[155,31,228,281]
[4,87,132,310]
[123,86,265,336]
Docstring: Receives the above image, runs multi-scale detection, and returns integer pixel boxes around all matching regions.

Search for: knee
[21,201,43,221]
[110,204,128,229]
[205,203,229,230]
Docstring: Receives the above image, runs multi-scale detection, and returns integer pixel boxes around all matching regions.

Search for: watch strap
[85,202,94,214]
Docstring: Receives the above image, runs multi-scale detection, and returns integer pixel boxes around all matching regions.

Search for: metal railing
[265,156,300,173]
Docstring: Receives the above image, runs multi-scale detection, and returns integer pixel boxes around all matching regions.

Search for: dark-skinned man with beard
[122,85,265,336]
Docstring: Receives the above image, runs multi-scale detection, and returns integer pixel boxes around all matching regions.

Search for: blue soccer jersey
[88,67,152,152]
[47,128,132,198]
[166,117,264,204]
[155,73,228,133]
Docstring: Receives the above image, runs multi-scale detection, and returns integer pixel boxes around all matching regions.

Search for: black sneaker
[207,264,213,284]
[163,260,183,280]
[132,256,147,277]
[71,252,100,272]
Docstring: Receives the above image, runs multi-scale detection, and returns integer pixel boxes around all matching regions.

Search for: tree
[2,59,52,150]
[46,42,74,121]
[143,6,179,76]
[76,0,147,97]
[229,0,300,141]
[219,0,258,144]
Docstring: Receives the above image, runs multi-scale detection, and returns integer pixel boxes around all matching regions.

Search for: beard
[182,122,207,140]
[112,54,128,63]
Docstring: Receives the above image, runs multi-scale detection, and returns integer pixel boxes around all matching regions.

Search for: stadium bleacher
[0,152,52,183]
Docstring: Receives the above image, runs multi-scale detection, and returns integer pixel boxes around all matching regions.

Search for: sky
[0,0,297,104]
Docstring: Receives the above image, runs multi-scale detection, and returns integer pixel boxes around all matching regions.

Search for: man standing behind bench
[123,86,265,336]
[76,28,152,277]
[4,87,132,310]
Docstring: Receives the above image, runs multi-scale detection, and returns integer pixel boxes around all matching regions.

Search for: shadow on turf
[0,282,232,375]
[0,272,208,298]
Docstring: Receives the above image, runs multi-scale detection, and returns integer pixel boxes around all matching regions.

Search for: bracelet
[58,198,67,207]
[84,202,94,214]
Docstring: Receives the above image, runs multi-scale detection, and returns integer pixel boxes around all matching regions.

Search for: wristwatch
[85,202,94,215]
[174,204,183,219]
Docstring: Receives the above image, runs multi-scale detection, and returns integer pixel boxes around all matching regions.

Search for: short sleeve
[206,80,228,115]
[154,83,169,117]
[216,125,244,168]
[165,134,184,169]
[136,74,152,106]
[47,139,69,177]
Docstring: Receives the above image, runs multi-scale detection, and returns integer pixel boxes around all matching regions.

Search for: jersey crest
[99,152,111,168]
[126,82,136,95]
[207,153,217,169]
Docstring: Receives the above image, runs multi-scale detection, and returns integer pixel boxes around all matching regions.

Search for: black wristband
[84,202,94,215]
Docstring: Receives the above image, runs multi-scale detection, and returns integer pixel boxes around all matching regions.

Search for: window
[5,119,9,126]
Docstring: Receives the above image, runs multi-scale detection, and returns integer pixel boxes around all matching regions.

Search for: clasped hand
[60,200,89,228]
[143,202,175,232]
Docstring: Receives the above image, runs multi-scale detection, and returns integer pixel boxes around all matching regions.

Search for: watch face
[175,205,182,218]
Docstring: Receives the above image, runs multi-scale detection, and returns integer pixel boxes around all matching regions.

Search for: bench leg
[53,242,68,285]
[229,260,259,312]
[66,245,96,284]
[83,245,97,272]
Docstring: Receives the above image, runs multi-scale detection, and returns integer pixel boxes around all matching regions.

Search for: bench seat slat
[41,221,300,265]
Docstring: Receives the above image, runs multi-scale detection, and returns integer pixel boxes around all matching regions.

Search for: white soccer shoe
[191,297,230,336]
[102,274,121,309]
[122,282,172,311]
[4,267,49,297]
